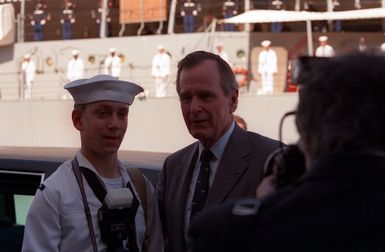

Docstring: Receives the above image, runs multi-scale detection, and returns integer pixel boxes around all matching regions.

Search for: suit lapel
[205,125,251,207]
[178,143,199,205]
[174,143,199,237]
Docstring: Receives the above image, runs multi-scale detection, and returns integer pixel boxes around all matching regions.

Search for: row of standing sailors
[30,0,111,41]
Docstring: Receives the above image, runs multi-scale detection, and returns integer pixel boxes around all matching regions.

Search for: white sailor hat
[109,47,116,53]
[318,35,328,42]
[64,74,144,105]
[71,49,80,56]
[157,44,165,50]
[23,53,31,59]
[261,40,271,47]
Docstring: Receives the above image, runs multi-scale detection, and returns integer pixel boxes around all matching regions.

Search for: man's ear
[229,89,239,113]
[72,109,83,131]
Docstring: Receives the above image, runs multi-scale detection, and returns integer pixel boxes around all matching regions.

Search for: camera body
[98,188,134,251]
[98,205,131,250]
[264,145,306,188]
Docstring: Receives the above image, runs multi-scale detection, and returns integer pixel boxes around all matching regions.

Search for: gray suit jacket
[156,125,280,252]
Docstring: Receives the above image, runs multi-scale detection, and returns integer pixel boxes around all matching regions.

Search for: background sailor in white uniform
[151,45,171,97]
[66,49,84,82]
[315,36,335,57]
[21,53,36,100]
[104,48,122,79]
[258,40,278,94]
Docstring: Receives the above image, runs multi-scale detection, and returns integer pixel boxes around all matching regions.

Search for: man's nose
[190,97,203,113]
[108,114,120,128]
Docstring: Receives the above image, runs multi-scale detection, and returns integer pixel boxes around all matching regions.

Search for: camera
[264,145,306,188]
[98,188,134,251]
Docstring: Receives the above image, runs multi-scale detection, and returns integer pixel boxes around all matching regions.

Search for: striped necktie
[190,148,213,222]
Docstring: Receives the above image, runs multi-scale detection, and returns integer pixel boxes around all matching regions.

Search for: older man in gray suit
[156,51,280,252]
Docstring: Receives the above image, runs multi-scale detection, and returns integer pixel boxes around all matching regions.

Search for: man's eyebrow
[179,90,191,96]
[196,89,215,96]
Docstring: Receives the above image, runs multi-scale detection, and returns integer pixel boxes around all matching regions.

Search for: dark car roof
[0,146,169,186]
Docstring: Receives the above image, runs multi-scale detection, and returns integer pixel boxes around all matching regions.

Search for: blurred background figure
[151,45,171,97]
[181,0,198,33]
[258,40,277,94]
[234,114,247,130]
[21,54,36,100]
[104,47,121,78]
[214,42,231,66]
[66,50,84,82]
[60,0,76,40]
[315,36,335,57]
[30,0,48,41]
[358,36,368,52]
[270,0,284,32]
[64,49,83,100]
[332,0,342,32]
[222,0,238,31]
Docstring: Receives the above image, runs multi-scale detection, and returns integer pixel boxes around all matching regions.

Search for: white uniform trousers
[154,76,168,97]
[260,72,274,94]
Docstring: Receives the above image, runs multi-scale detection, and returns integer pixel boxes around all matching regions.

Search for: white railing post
[167,0,177,34]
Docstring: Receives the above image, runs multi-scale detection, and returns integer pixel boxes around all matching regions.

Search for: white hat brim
[64,75,144,105]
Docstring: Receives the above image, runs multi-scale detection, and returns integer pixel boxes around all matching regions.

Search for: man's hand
[256,175,277,199]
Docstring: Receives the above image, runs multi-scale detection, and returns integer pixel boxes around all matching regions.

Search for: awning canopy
[223,7,385,24]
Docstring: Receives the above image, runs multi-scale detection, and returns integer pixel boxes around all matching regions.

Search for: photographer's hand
[256,175,277,200]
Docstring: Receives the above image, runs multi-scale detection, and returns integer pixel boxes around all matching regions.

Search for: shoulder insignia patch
[38,183,46,191]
